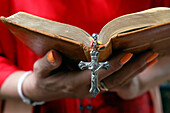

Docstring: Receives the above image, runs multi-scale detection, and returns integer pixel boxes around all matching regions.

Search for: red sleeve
[0,56,19,87]
[0,0,19,87]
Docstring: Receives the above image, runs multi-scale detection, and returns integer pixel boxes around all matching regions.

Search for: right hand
[22,50,135,101]
[23,50,93,101]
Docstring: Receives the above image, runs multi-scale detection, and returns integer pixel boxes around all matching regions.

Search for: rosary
[79,33,111,97]
[78,33,111,112]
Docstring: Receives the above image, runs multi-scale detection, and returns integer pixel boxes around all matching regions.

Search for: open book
[1,7,170,62]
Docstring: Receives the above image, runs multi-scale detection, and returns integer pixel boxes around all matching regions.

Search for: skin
[0,50,170,113]
[0,50,136,101]
[105,54,170,99]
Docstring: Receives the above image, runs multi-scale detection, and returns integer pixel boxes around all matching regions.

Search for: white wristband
[17,71,45,106]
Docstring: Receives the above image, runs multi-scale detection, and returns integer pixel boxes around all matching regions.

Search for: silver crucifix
[78,33,111,97]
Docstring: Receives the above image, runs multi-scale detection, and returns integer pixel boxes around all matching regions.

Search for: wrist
[18,71,45,106]
[22,72,37,100]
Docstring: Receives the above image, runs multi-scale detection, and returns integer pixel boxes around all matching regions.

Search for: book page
[6,12,91,46]
[99,7,170,44]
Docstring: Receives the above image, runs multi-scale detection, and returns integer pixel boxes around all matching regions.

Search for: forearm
[1,71,33,113]
[0,71,25,100]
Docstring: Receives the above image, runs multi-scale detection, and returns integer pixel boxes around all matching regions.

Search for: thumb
[33,50,62,78]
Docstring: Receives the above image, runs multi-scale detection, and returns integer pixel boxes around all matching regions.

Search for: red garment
[0,0,169,113]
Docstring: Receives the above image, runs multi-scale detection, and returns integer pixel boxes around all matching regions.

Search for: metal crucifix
[78,33,111,97]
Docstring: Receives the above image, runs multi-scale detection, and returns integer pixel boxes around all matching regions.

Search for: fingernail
[147,59,158,67]
[146,53,159,63]
[47,50,56,63]
[120,53,133,65]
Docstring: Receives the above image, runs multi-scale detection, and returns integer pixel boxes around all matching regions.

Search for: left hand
[100,51,158,99]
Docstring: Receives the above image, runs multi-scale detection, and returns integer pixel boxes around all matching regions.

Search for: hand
[23,50,92,101]
[22,50,136,101]
[101,51,159,99]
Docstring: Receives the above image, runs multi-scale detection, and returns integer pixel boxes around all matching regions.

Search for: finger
[44,52,132,94]
[119,59,158,87]
[33,50,62,78]
[109,59,158,91]
[98,52,133,81]
[103,51,157,89]
[116,65,147,89]
[62,52,133,88]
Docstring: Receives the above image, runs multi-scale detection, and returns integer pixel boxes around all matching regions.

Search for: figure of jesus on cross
[78,33,111,97]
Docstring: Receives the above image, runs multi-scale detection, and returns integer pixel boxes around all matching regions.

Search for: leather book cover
[0,7,170,62]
